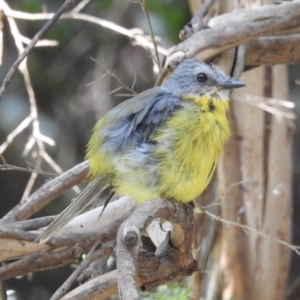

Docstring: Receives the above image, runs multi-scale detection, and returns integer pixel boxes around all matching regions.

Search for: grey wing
[100,88,183,155]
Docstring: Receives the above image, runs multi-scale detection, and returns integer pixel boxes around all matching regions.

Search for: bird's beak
[217,79,245,90]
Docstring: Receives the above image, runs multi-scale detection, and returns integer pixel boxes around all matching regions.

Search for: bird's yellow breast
[153,95,230,202]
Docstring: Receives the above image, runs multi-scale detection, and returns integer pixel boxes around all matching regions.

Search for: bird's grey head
[163,59,245,100]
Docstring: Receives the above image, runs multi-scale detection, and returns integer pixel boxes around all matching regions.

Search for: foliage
[142,282,191,300]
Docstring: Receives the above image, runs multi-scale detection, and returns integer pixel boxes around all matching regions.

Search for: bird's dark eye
[197,73,207,83]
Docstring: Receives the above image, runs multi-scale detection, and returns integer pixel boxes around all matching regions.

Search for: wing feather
[99,88,183,154]
[38,177,107,242]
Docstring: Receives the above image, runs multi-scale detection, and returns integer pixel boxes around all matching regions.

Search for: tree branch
[50,242,114,300]
[179,0,217,40]
[117,222,141,300]
[61,270,118,300]
[0,161,89,223]
[59,200,197,300]
[245,34,300,66]
[175,1,300,60]
[115,199,195,298]
[158,1,300,84]
[0,0,75,100]
[0,196,135,264]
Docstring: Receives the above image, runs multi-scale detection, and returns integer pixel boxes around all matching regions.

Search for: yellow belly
[111,101,230,203]
[154,103,230,202]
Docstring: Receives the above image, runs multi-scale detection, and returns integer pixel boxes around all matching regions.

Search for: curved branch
[173,1,300,61]
[0,0,74,100]
[0,243,83,280]
[0,196,135,269]
[245,34,300,66]
[1,161,89,223]
[60,200,197,300]
[6,10,168,56]
[50,242,113,300]
[61,270,118,300]
[116,199,196,297]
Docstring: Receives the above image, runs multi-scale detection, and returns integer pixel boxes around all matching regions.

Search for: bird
[38,59,245,242]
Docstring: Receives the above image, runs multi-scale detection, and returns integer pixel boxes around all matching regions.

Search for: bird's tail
[37,177,107,243]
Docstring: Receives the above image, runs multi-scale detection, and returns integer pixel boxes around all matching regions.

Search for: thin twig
[234,92,296,119]
[91,58,137,96]
[0,163,55,176]
[179,0,217,40]
[50,242,113,300]
[0,161,89,223]
[0,0,78,197]
[19,35,58,47]
[0,0,74,100]
[6,10,168,56]
[0,225,37,241]
[0,244,83,281]
[139,0,161,70]
[171,1,300,64]
[0,10,3,65]
[0,116,32,154]
[22,145,43,199]
[200,208,300,255]
[42,151,64,174]
[13,216,56,231]
[69,0,91,14]
[196,179,247,210]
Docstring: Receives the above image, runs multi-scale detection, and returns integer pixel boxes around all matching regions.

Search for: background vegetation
[0,0,299,299]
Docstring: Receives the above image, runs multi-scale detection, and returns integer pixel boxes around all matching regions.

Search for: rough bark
[186,1,293,299]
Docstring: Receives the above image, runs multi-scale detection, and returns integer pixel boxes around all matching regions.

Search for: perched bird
[38,59,245,242]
